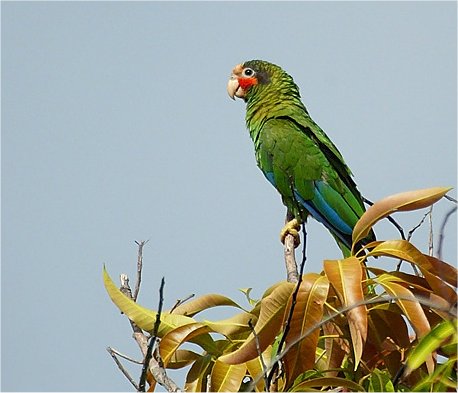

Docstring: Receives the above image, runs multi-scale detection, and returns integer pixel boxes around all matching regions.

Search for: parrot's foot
[280,218,301,248]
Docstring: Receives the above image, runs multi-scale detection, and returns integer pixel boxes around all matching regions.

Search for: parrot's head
[226,60,300,104]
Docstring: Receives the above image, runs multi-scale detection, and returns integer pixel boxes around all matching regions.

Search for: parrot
[226,59,375,257]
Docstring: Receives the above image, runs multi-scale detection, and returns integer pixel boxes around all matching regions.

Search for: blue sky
[2,2,456,391]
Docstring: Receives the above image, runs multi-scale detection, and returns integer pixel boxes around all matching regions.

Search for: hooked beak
[227,64,245,100]
[226,77,240,100]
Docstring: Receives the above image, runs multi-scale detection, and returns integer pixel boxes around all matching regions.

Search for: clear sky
[2,1,456,391]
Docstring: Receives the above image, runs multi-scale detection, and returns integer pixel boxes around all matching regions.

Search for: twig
[170,293,195,313]
[364,197,406,240]
[248,319,269,392]
[133,240,149,301]
[108,347,143,364]
[107,347,140,390]
[406,209,430,242]
[444,194,457,204]
[437,205,457,260]
[428,206,433,257]
[139,277,165,391]
[267,223,308,387]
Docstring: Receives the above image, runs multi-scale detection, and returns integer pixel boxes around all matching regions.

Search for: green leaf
[240,287,258,306]
[290,376,364,392]
[365,368,395,392]
[353,187,452,245]
[405,319,456,376]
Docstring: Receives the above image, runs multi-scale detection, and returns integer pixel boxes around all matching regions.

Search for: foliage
[104,187,457,391]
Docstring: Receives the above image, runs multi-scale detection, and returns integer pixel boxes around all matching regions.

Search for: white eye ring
[243,68,255,77]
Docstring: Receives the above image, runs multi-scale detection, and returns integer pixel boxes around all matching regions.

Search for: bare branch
[427,206,433,256]
[108,347,143,364]
[437,205,457,260]
[107,346,140,390]
[139,277,165,391]
[170,293,195,314]
[248,319,269,392]
[267,223,308,387]
[444,194,457,204]
[133,240,149,301]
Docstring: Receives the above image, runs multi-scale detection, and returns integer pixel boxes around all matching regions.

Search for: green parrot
[227,60,375,256]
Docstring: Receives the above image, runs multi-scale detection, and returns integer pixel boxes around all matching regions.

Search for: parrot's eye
[243,68,255,77]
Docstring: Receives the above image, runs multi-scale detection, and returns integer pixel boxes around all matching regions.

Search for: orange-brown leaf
[324,257,367,369]
[353,187,452,245]
[375,274,433,372]
[283,274,329,387]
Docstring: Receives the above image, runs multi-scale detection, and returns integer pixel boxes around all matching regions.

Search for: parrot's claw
[280,218,301,248]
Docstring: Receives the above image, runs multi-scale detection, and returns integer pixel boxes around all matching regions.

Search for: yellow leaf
[167,349,201,370]
[159,322,215,366]
[203,311,255,337]
[324,257,367,369]
[103,266,194,336]
[246,346,272,392]
[283,274,330,388]
[170,294,243,316]
[219,281,295,364]
[353,187,452,245]
[210,360,247,392]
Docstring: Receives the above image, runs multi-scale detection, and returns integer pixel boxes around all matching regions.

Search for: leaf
[159,322,216,366]
[404,319,456,376]
[283,274,330,388]
[367,240,457,305]
[103,266,194,336]
[324,257,367,369]
[167,349,201,370]
[352,187,452,245]
[290,376,364,392]
[240,287,258,306]
[170,293,243,316]
[219,281,295,364]
[210,360,247,392]
[365,368,395,392]
[375,274,433,372]
[203,311,255,337]
[246,346,272,392]
[184,354,213,393]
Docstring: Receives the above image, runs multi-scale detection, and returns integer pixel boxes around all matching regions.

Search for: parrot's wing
[257,117,368,249]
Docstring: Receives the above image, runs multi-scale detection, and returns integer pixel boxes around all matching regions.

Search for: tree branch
[268,223,308,388]
[139,277,165,391]
[437,205,457,260]
[133,240,149,301]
